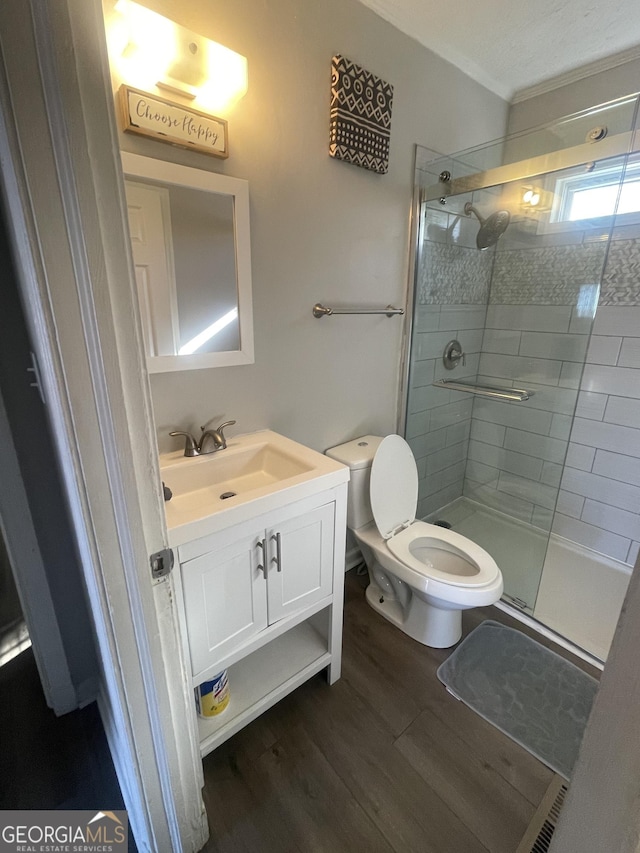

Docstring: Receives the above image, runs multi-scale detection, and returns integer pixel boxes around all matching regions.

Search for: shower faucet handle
[443,339,466,370]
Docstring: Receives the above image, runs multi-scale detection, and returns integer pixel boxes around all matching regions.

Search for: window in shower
[553,160,640,222]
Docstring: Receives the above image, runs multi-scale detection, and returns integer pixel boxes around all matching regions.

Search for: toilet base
[366,582,462,648]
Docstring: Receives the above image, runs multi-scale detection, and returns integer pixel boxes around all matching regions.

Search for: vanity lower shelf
[197,619,331,757]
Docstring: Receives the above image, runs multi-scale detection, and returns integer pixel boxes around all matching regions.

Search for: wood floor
[201,571,598,853]
[0,647,126,813]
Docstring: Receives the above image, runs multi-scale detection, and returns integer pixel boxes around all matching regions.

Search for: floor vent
[517,776,568,853]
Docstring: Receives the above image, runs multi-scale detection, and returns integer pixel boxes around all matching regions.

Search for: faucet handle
[169,430,199,457]
[216,420,236,449]
[443,339,466,370]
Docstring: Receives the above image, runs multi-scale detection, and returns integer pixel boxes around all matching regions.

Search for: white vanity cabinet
[181,499,335,676]
[172,484,347,757]
[181,530,268,672]
[265,501,335,621]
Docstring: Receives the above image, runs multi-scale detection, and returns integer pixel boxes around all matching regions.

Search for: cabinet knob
[257,538,268,578]
[271,532,282,572]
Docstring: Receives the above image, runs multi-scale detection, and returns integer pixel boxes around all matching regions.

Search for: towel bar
[432,379,532,402]
[313,302,404,318]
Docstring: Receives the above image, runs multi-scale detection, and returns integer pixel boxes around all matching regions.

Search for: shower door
[404,98,638,615]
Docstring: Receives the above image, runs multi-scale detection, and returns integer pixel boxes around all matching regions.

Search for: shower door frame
[398,124,640,436]
[396,146,425,435]
[399,118,640,655]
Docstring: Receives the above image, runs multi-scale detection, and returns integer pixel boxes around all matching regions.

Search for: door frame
[0,0,207,850]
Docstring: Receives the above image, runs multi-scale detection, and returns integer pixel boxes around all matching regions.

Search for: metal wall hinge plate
[505,593,529,610]
[27,351,46,405]
[150,547,174,580]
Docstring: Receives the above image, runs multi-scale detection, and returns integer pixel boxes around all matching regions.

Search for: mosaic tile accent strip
[490,243,607,305]
[600,238,640,305]
[419,242,493,305]
[329,55,393,175]
[418,237,639,308]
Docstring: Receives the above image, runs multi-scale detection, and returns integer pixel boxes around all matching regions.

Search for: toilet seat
[370,435,418,538]
[370,435,500,589]
[386,521,500,588]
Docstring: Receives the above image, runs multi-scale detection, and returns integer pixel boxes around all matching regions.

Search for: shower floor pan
[430,497,631,662]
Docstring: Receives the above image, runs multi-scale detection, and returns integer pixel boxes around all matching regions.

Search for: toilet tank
[325,435,383,530]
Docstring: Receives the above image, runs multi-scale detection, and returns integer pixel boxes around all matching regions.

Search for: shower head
[464,202,511,250]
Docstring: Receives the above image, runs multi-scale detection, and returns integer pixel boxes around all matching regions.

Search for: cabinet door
[266,502,334,623]
[181,532,268,676]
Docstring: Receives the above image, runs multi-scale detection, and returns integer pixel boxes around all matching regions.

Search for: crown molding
[511,44,640,104]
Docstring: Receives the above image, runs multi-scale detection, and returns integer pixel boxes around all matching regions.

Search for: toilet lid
[370,434,418,539]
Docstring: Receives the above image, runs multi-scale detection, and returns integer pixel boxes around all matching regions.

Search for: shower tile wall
[465,232,640,567]
[555,293,640,567]
[410,200,640,568]
[407,238,492,518]
[466,301,593,530]
[464,239,604,529]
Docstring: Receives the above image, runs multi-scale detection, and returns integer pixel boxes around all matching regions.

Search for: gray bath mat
[437,621,598,779]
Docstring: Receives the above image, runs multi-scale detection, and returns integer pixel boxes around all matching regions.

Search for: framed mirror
[121,152,254,372]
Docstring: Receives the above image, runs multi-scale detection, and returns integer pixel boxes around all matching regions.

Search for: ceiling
[357,0,640,102]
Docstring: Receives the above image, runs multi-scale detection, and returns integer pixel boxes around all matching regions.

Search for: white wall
[509,58,640,133]
[107,0,507,455]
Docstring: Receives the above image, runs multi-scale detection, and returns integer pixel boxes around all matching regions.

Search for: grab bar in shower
[432,379,533,402]
[313,302,404,318]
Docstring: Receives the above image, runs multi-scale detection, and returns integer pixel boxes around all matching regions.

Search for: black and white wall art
[329,55,393,175]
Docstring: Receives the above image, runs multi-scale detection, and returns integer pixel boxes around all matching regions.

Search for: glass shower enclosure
[403,95,640,629]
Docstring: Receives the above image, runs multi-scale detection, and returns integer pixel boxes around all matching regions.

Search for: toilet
[326,434,503,648]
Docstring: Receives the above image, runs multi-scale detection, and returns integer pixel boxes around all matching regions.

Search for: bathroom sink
[164,439,312,499]
[160,430,348,545]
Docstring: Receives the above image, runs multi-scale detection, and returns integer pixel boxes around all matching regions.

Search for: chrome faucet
[199,420,236,453]
[169,420,236,457]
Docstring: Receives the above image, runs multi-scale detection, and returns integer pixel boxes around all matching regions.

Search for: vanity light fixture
[107,0,248,114]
